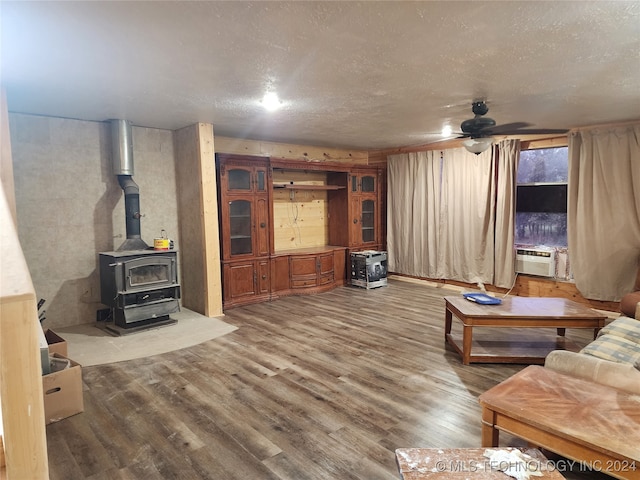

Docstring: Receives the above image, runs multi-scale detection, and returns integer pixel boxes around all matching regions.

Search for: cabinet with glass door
[218,155,270,260]
[217,154,271,307]
[348,168,380,249]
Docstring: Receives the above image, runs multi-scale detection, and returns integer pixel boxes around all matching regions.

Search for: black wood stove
[98,119,181,335]
[99,249,180,334]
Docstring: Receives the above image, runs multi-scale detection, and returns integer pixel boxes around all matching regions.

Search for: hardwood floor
[46,279,610,479]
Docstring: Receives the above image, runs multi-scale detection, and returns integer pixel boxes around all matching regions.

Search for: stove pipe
[110,119,149,251]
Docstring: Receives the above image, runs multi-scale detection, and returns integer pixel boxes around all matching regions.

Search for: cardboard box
[45,329,68,357]
[42,353,84,424]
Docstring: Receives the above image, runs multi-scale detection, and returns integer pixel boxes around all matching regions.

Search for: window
[515,147,568,247]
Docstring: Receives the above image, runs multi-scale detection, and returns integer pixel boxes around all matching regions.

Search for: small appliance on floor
[350,250,387,289]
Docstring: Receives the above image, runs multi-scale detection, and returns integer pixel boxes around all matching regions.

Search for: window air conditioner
[515,247,556,278]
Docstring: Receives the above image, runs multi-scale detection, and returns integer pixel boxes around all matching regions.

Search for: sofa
[545,293,640,395]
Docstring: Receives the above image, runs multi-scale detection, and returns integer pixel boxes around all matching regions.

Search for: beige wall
[9,114,180,328]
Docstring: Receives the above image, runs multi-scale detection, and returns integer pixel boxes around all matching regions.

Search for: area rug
[55,308,237,366]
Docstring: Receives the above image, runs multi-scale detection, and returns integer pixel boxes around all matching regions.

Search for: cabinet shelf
[273,183,345,191]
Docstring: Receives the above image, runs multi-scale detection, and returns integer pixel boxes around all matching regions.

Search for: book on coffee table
[462,292,502,305]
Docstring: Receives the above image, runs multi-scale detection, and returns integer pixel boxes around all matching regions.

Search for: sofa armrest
[544,350,640,395]
[620,291,640,318]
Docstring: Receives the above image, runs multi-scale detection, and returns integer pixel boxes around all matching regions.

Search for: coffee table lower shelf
[444,296,606,365]
[445,330,581,365]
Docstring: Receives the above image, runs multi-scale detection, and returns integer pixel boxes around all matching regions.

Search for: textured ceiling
[1,1,639,150]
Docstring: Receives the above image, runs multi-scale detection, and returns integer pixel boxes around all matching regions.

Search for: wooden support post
[0,183,49,478]
[174,123,223,317]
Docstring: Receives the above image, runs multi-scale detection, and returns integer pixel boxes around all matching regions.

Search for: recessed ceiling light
[261,92,281,111]
[441,125,452,137]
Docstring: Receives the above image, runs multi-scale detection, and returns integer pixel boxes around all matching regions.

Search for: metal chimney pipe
[118,175,143,243]
[110,119,134,175]
[110,119,148,251]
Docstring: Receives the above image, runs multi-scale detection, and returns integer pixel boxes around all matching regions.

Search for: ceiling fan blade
[493,128,569,135]
[451,102,569,140]
[482,122,532,133]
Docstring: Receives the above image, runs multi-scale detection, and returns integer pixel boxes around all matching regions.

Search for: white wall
[9,114,180,328]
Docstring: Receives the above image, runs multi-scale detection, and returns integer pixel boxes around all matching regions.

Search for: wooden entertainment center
[216,153,383,308]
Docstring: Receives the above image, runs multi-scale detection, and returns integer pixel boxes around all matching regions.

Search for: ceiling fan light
[462,137,494,155]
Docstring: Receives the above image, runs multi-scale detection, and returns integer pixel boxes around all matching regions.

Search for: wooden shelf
[273,183,345,190]
[272,245,347,256]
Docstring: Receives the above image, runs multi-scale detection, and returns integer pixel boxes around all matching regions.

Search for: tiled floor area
[55,308,237,366]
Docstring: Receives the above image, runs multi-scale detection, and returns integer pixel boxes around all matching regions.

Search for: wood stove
[99,249,181,334]
[98,119,181,335]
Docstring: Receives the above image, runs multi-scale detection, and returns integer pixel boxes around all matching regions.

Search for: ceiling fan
[455,101,569,154]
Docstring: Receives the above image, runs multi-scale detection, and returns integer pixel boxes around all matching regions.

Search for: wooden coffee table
[444,296,606,364]
[479,366,640,480]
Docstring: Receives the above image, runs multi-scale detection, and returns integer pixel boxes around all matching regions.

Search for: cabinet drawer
[291,277,318,288]
[318,273,334,286]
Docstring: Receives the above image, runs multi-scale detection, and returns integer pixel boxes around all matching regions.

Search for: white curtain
[568,124,640,300]
[387,151,440,277]
[493,139,520,288]
[435,147,495,284]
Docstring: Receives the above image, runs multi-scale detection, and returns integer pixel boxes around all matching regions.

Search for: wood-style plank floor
[46,279,612,479]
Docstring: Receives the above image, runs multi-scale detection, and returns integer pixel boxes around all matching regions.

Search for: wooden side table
[479,366,640,480]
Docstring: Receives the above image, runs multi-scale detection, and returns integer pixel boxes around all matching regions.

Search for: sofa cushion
[581,334,640,367]
[597,316,640,343]
[545,350,640,394]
